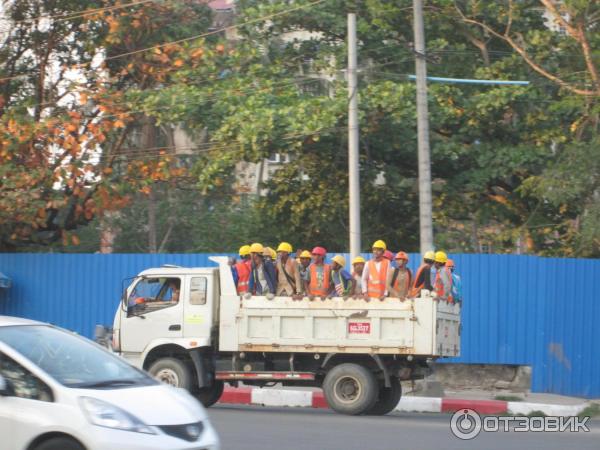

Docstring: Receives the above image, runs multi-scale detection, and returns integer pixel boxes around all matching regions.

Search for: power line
[0,0,328,83]
[0,0,157,26]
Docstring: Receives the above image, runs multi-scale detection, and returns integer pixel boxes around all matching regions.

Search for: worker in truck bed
[351,256,366,296]
[329,255,355,299]
[447,259,462,303]
[433,251,453,302]
[298,250,312,295]
[387,252,412,300]
[362,240,390,301]
[409,250,435,297]
[275,242,303,298]
[248,243,277,295]
[306,246,330,299]
[232,245,252,294]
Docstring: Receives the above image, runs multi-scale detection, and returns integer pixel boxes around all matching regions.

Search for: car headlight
[79,397,156,434]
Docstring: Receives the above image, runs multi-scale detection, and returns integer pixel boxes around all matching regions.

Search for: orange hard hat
[446,259,455,268]
[395,251,409,261]
[311,246,327,256]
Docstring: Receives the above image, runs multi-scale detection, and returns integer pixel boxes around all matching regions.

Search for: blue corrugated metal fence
[0,253,598,398]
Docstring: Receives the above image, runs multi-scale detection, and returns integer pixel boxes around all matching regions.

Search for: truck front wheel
[322,363,378,415]
[148,357,192,390]
[194,380,224,407]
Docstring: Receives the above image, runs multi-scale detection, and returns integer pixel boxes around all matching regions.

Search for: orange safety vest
[434,266,453,302]
[392,268,412,296]
[235,260,251,294]
[366,259,389,298]
[409,264,427,298]
[309,264,331,297]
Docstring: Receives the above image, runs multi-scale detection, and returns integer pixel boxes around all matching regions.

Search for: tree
[0,0,213,251]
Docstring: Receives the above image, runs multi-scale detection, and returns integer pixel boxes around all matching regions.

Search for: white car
[0,316,220,450]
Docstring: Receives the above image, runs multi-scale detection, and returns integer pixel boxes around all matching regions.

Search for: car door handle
[169,324,181,331]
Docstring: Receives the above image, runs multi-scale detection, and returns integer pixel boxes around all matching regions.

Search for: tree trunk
[141,116,158,253]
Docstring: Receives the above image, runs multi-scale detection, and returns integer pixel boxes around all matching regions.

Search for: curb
[219,387,590,417]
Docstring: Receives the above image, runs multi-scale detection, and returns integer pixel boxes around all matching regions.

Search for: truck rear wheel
[323,363,378,415]
[148,357,192,390]
[194,380,224,407]
[367,376,402,415]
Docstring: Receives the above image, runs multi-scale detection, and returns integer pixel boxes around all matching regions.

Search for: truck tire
[367,376,402,415]
[322,363,378,415]
[34,437,85,450]
[194,380,224,407]
[148,357,192,390]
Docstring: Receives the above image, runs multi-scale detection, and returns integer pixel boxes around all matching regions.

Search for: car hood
[74,384,206,425]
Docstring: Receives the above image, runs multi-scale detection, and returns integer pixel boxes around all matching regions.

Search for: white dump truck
[106,257,460,415]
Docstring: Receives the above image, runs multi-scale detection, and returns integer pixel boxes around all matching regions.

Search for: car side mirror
[0,374,14,397]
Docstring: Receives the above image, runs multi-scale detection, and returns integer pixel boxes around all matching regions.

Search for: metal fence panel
[0,252,598,398]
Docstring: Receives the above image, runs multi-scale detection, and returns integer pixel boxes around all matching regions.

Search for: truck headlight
[79,397,156,434]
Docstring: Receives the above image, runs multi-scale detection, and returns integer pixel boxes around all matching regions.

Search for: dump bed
[213,257,460,357]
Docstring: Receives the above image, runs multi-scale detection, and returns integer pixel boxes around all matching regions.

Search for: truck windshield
[0,325,156,389]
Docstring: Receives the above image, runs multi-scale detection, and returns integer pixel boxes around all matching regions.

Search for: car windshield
[0,325,156,389]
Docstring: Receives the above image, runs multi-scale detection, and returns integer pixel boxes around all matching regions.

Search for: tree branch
[454,2,600,97]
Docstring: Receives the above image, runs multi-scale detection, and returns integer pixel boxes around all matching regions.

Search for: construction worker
[351,256,366,296]
[384,250,395,264]
[306,246,330,299]
[275,242,302,298]
[362,240,390,301]
[248,243,277,295]
[433,251,453,302]
[329,255,355,299]
[263,247,276,264]
[447,259,462,304]
[387,252,412,300]
[232,245,252,295]
[298,250,312,294]
[409,251,435,298]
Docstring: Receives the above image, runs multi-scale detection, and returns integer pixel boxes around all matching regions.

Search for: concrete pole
[348,13,361,259]
[413,0,434,253]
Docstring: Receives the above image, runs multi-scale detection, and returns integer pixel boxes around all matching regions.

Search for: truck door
[183,274,214,345]
[120,275,184,354]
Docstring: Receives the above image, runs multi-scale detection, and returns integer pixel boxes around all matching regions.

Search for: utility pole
[347,12,361,259]
[413,0,434,253]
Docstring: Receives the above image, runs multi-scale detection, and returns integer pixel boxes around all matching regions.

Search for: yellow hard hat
[424,250,435,261]
[372,239,387,250]
[434,251,448,264]
[277,242,293,253]
[239,245,251,257]
[300,250,312,258]
[332,255,346,267]
[270,248,277,259]
[250,242,264,253]
[352,256,366,265]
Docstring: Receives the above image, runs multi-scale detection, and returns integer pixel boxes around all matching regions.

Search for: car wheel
[35,437,85,450]
[322,363,378,415]
[148,357,192,390]
[194,380,224,407]
[366,376,402,415]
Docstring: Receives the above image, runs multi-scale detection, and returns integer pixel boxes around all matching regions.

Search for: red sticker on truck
[348,322,371,334]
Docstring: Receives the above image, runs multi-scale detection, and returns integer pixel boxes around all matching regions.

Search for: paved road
[209,404,599,450]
